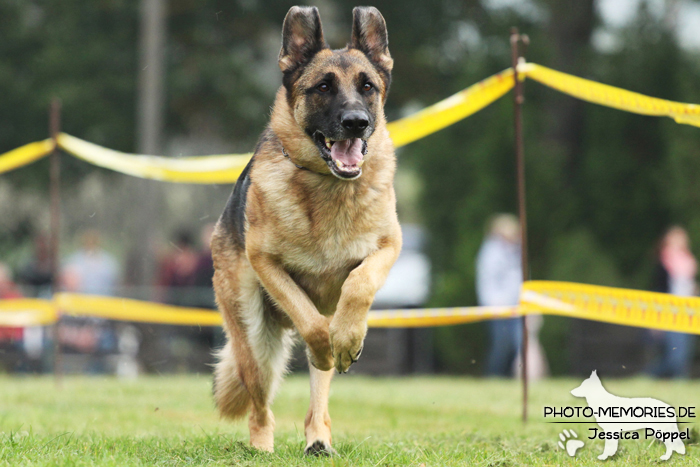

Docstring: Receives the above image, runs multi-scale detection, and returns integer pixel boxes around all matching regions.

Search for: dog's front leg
[247,249,334,371]
[330,234,401,373]
[304,365,336,456]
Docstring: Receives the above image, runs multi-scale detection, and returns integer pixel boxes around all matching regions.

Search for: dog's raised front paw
[329,321,366,373]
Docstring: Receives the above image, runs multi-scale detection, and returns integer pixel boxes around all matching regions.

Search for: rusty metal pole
[49,98,62,385]
[510,28,529,422]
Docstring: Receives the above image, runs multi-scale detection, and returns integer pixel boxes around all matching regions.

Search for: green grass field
[1,375,698,466]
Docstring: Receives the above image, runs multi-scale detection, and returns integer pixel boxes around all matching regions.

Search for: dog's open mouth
[314,132,367,180]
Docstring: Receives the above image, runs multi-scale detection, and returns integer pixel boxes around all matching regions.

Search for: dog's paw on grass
[304,439,337,457]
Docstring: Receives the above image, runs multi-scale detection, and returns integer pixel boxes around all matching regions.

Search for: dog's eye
[317,83,330,93]
[362,82,373,92]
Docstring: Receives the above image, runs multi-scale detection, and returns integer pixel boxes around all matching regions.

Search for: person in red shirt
[0,263,24,367]
[647,227,698,378]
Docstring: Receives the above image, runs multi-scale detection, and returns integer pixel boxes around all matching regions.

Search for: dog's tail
[213,342,251,419]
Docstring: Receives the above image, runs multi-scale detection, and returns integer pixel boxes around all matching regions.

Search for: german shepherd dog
[211,6,401,455]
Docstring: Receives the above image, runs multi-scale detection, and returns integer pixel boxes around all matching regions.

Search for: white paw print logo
[558,429,584,457]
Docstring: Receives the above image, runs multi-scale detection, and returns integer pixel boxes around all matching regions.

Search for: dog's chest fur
[248,151,394,314]
[281,208,379,315]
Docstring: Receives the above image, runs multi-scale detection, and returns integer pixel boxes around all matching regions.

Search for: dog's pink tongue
[330,138,363,166]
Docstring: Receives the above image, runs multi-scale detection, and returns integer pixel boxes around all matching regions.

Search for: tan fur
[304,366,335,454]
[211,6,401,455]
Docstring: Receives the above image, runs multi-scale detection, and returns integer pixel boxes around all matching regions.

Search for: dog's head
[278,6,392,180]
[571,370,602,398]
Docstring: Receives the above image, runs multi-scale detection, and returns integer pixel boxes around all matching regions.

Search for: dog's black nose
[341,111,369,134]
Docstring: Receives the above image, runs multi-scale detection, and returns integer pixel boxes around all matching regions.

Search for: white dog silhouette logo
[571,370,686,461]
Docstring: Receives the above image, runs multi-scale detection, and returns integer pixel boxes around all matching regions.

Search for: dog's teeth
[358,160,364,168]
[325,137,331,144]
[335,160,344,168]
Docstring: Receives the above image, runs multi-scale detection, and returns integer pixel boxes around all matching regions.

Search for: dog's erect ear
[279,6,327,73]
[350,7,393,72]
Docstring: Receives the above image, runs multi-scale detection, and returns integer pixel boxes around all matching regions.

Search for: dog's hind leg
[241,266,295,451]
[213,259,253,421]
[304,363,335,456]
[214,259,294,452]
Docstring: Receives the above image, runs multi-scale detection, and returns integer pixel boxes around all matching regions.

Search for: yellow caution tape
[52,69,515,182]
[3,63,700,181]
[56,133,252,184]
[0,69,516,181]
[0,293,518,329]
[368,306,518,327]
[0,139,55,175]
[0,299,58,326]
[520,281,700,335]
[1,282,700,334]
[54,293,223,326]
[522,63,700,128]
[386,68,515,148]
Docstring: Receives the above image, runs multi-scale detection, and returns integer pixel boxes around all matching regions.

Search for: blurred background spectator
[59,230,120,374]
[16,234,53,298]
[140,227,217,374]
[646,226,697,378]
[13,234,52,372]
[0,263,24,372]
[63,230,119,296]
[155,224,216,308]
[0,263,23,301]
[477,214,523,377]
[193,223,216,308]
[156,229,200,307]
[477,214,547,378]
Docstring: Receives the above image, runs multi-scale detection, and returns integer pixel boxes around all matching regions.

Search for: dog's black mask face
[278,6,393,180]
